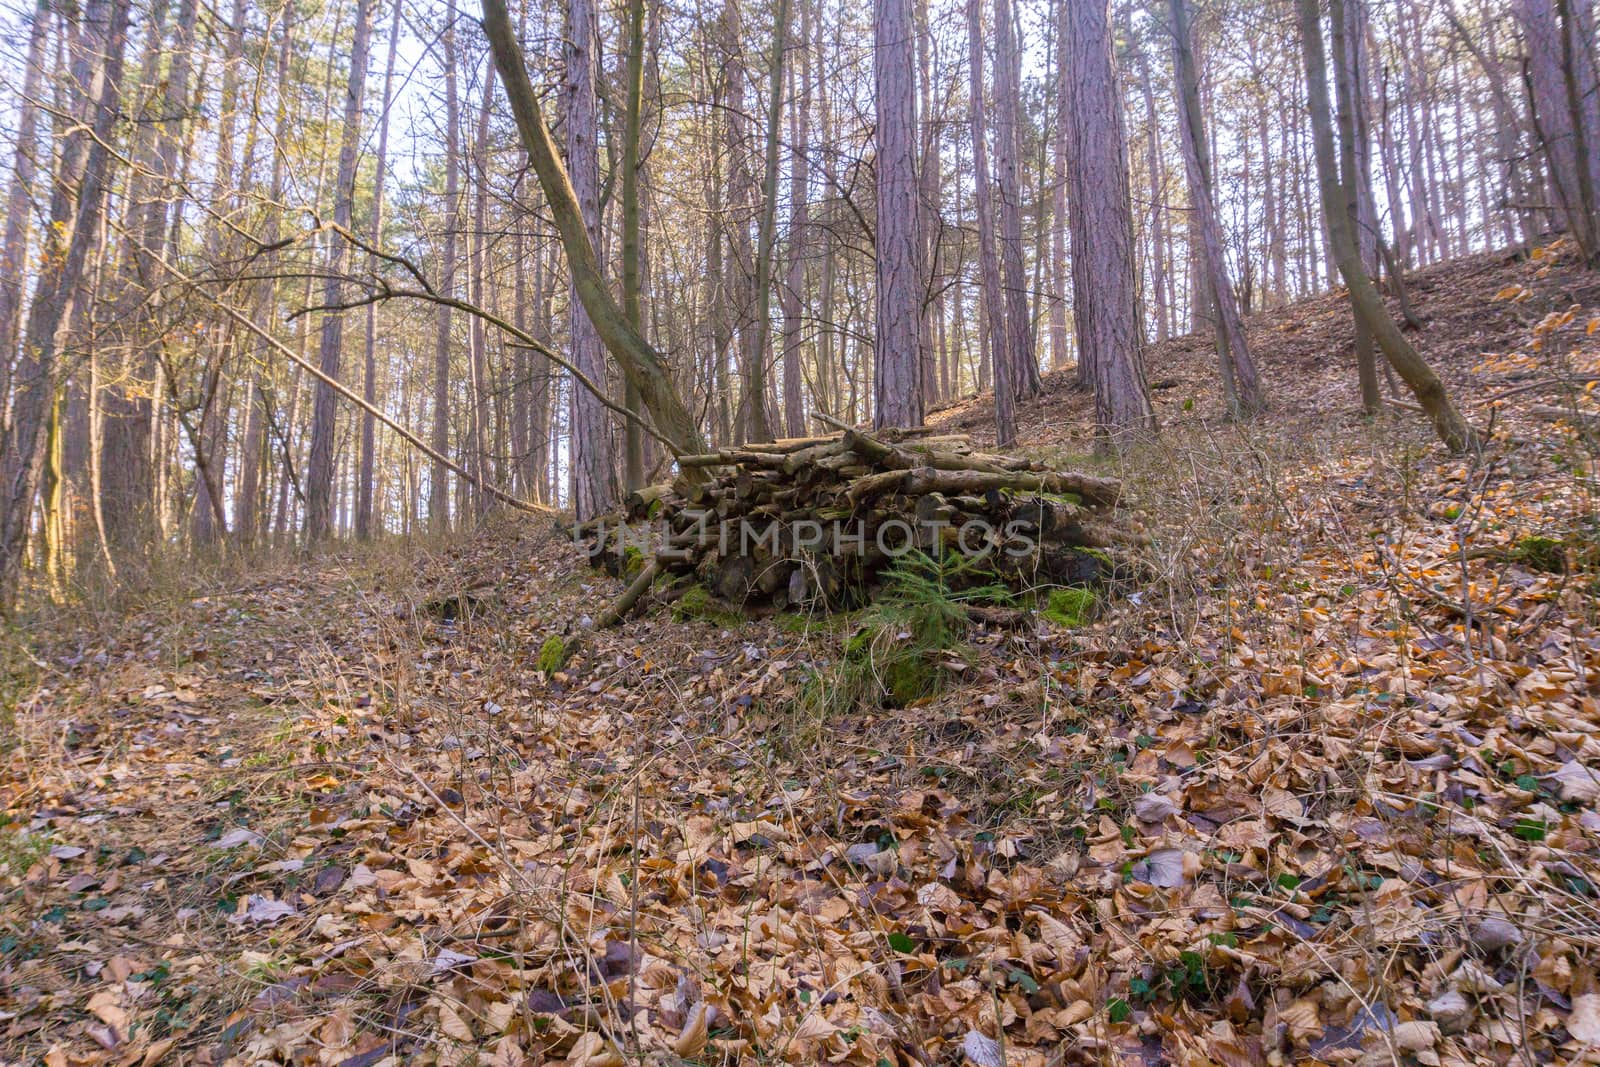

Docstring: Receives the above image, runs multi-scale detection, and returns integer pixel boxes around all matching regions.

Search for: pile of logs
[581,424,1143,627]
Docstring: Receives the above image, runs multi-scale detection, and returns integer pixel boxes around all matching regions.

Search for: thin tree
[482,0,707,463]
[0,0,131,604]
[563,0,612,518]
[431,0,461,531]
[305,0,376,542]
[1168,0,1264,416]
[357,0,404,539]
[993,0,1039,400]
[1297,0,1476,451]
[968,0,1015,445]
[780,0,812,437]
[620,0,649,489]
[0,6,50,415]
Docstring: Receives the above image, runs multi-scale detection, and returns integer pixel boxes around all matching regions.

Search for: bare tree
[0,0,130,604]
[780,0,812,437]
[1298,0,1475,451]
[994,0,1038,400]
[563,0,612,518]
[1168,0,1264,416]
[0,7,49,414]
[431,0,461,531]
[305,0,375,542]
[357,0,404,539]
[968,0,1015,445]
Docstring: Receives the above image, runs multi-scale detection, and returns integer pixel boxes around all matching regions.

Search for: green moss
[880,649,936,708]
[1042,586,1096,627]
[537,635,567,674]
[672,584,745,627]
[1513,535,1566,573]
[621,546,647,579]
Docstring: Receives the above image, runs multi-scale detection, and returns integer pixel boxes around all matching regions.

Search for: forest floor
[4,238,1600,1066]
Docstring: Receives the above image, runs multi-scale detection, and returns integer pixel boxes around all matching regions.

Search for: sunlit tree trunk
[0,0,130,604]
[0,8,49,418]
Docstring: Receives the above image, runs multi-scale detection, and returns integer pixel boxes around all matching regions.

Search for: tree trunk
[1062,0,1155,448]
[620,0,649,490]
[1298,0,1475,452]
[1331,0,1381,412]
[968,0,1014,446]
[0,0,130,605]
[0,8,50,420]
[431,0,461,531]
[993,0,1038,401]
[872,0,924,429]
[305,0,375,542]
[561,0,613,519]
[747,0,792,444]
[1169,0,1265,416]
[356,0,403,539]
[781,0,812,436]
[483,0,707,467]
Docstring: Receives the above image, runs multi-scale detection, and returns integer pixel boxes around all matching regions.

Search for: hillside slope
[3,241,1599,1066]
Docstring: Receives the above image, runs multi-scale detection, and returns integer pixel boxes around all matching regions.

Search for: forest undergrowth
[4,243,1600,1065]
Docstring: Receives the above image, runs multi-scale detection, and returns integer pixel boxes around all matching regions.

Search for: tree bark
[781,0,812,437]
[993,0,1038,400]
[357,0,403,539]
[621,0,649,490]
[1062,0,1155,448]
[0,7,49,419]
[873,0,924,429]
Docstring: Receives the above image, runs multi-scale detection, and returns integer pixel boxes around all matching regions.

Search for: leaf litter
[2,244,1599,1064]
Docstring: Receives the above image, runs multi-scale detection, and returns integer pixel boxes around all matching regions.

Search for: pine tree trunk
[1062,0,1155,448]
[873,0,924,429]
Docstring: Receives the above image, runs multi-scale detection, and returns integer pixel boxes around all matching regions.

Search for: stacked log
[583,426,1143,626]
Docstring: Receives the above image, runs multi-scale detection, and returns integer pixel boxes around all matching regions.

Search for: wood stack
[582,426,1143,626]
